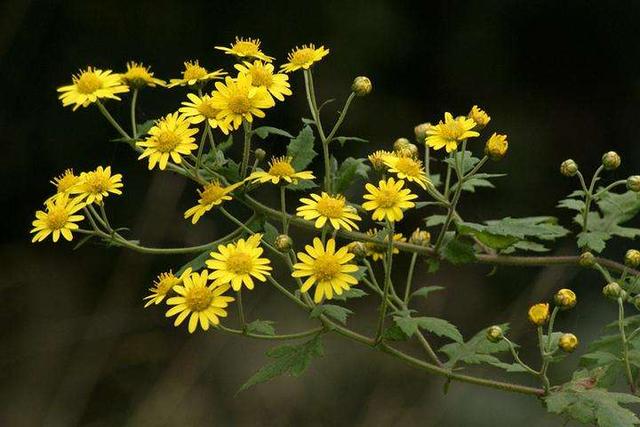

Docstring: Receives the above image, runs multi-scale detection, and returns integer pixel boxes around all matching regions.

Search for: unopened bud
[558,333,579,353]
[393,138,411,153]
[554,288,577,310]
[579,251,596,268]
[601,151,621,170]
[351,76,372,96]
[632,295,640,311]
[468,105,491,129]
[627,176,640,192]
[528,303,550,326]
[560,159,579,177]
[396,143,418,158]
[486,325,504,343]
[347,241,367,259]
[414,122,432,142]
[274,234,292,252]
[254,148,266,161]
[410,228,431,246]
[485,133,508,161]
[603,282,623,300]
[625,249,640,268]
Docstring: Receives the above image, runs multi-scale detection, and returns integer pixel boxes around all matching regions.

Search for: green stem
[434,151,465,252]
[325,92,356,142]
[375,221,395,343]
[217,324,323,340]
[546,307,560,352]
[130,89,138,139]
[403,252,418,305]
[537,326,551,393]
[240,121,253,178]
[443,160,453,199]
[195,121,209,179]
[96,100,131,141]
[206,123,216,149]
[237,288,246,331]
[618,298,637,394]
[581,165,605,232]
[424,145,430,177]
[504,337,539,376]
[280,186,289,234]
[593,179,627,200]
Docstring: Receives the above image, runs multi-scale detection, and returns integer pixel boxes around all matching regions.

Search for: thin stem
[546,306,560,352]
[130,89,139,139]
[325,92,356,142]
[375,221,395,343]
[594,263,614,283]
[240,121,253,178]
[434,148,466,252]
[582,165,605,231]
[237,289,246,331]
[503,337,539,376]
[537,326,551,393]
[424,145,430,177]
[219,207,280,256]
[195,121,209,179]
[280,186,289,234]
[98,203,112,232]
[96,100,131,141]
[206,123,216,149]
[404,252,419,305]
[217,324,323,340]
[618,298,637,393]
[593,179,627,199]
[443,160,453,199]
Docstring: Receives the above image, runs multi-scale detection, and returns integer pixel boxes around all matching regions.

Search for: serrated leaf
[488,361,530,372]
[246,320,276,336]
[440,324,511,368]
[444,150,480,174]
[334,136,368,146]
[253,126,294,140]
[310,304,352,325]
[393,315,462,343]
[442,238,476,264]
[334,157,370,194]
[411,286,445,300]
[577,231,609,253]
[484,216,569,241]
[457,222,519,250]
[425,215,448,227]
[218,158,241,182]
[383,324,410,341]
[287,126,317,170]
[332,288,367,301]
[557,198,586,212]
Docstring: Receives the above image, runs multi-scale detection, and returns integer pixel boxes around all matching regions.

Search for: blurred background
[2,0,640,425]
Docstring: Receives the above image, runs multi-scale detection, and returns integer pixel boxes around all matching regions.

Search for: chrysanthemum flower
[165,269,234,333]
[426,112,480,153]
[168,61,226,88]
[368,150,394,171]
[184,181,243,224]
[179,93,231,134]
[143,268,191,307]
[365,229,406,261]
[468,105,491,129]
[247,156,315,185]
[383,154,431,190]
[485,133,508,161]
[121,61,166,88]
[234,61,292,102]
[137,113,199,170]
[211,74,275,130]
[47,168,81,202]
[57,67,129,111]
[70,166,123,205]
[31,195,85,243]
[206,234,272,291]
[296,192,361,231]
[362,178,417,222]
[292,238,359,303]
[281,44,330,73]
[215,37,274,62]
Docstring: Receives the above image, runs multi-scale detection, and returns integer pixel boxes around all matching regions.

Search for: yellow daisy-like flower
[184,180,243,224]
[383,154,431,190]
[292,238,359,303]
[47,168,81,202]
[31,195,85,243]
[206,234,273,291]
[179,93,231,134]
[214,37,274,62]
[143,268,191,308]
[137,113,199,170]
[247,156,315,185]
[368,150,394,171]
[165,269,234,333]
[211,74,275,130]
[121,61,166,88]
[296,192,361,231]
[168,60,226,88]
[57,67,129,111]
[234,60,292,102]
[281,44,330,73]
[365,229,406,261]
[426,112,480,153]
[70,166,123,205]
[468,105,491,129]
[362,178,418,222]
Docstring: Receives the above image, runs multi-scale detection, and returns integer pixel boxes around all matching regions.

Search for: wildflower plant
[33,36,640,425]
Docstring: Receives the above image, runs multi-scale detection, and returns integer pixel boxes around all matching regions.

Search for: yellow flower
[57,67,129,111]
[31,195,85,243]
[214,37,274,62]
[136,113,199,170]
[206,234,273,291]
[362,177,417,222]
[234,60,292,101]
[383,153,431,190]
[184,181,243,224]
[247,156,315,185]
[143,268,191,307]
[281,44,330,73]
[70,166,123,205]
[211,74,275,130]
[528,303,550,326]
[168,60,226,88]
[292,238,359,303]
[296,192,361,231]
[468,105,491,129]
[121,61,165,88]
[485,133,508,161]
[368,150,394,171]
[426,112,480,153]
[165,269,234,333]
[179,93,231,134]
[365,229,406,261]
[47,168,81,202]
[554,288,577,310]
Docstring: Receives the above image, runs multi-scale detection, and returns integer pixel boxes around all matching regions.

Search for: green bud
[625,249,640,268]
[603,282,623,300]
[351,76,372,96]
[627,176,640,192]
[486,325,504,343]
[560,159,579,177]
[393,138,411,153]
[632,295,640,311]
[274,234,293,252]
[410,228,431,246]
[579,251,596,268]
[254,148,266,161]
[414,122,432,142]
[601,151,621,170]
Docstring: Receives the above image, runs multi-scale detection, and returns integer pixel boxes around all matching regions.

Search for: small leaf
[287,126,317,170]
[383,325,410,341]
[334,136,368,146]
[136,119,155,137]
[442,238,476,264]
[411,286,445,300]
[246,320,276,336]
[218,134,233,152]
[425,215,448,227]
[332,288,368,301]
[262,222,279,245]
[253,126,294,140]
[488,361,530,372]
[557,198,586,212]
[310,304,352,325]
[334,157,370,194]
[416,317,463,343]
[577,231,609,253]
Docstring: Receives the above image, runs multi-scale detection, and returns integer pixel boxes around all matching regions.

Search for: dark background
[2,0,640,426]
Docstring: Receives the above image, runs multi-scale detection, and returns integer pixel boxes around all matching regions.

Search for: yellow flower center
[440,120,467,140]
[249,67,273,87]
[46,206,69,230]
[233,41,259,55]
[200,183,226,204]
[313,254,341,281]
[55,172,79,193]
[290,48,316,65]
[185,286,213,311]
[125,66,152,82]
[156,274,179,295]
[84,171,111,194]
[183,64,207,81]
[228,94,252,113]
[376,189,400,208]
[394,157,421,177]
[196,99,218,118]
[76,72,103,94]
[226,252,254,275]
[268,160,295,177]
[156,130,181,152]
[316,197,345,218]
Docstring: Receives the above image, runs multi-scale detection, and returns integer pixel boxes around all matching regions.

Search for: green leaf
[411,286,445,300]
[332,288,368,301]
[392,315,462,342]
[488,361,530,372]
[334,157,370,194]
[444,150,480,174]
[136,119,155,137]
[253,126,294,140]
[238,335,323,393]
[440,324,511,368]
[457,222,519,250]
[451,173,506,193]
[504,241,550,253]
[334,136,368,146]
[383,324,410,341]
[217,134,233,152]
[442,238,476,264]
[557,198,586,212]
[262,222,279,246]
[287,126,317,170]
[310,304,352,325]
[425,215,447,227]
[577,231,609,253]
[286,179,318,191]
[246,320,276,336]
[177,250,211,275]
[218,158,241,182]
[484,216,569,241]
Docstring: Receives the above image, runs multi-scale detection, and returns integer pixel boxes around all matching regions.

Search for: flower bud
[603,282,623,300]
[624,249,640,268]
[579,251,596,268]
[554,288,577,310]
[627,176,640,192]
[410,228,431,246]
[528,303,550,326]
[560,159,579,177]
[414,122,432,142]
[396,143,418,158]
[351,76,372,96]
[485,133,508,161]
[254,148,266,161]
[468,105,491,129]
[632,295,640,311]
[601,151,621,170]
[486,325,504,343]
[558,333,579,353]
[347,241,367,259]
[393,138,411,153]
[274,234,293,252]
